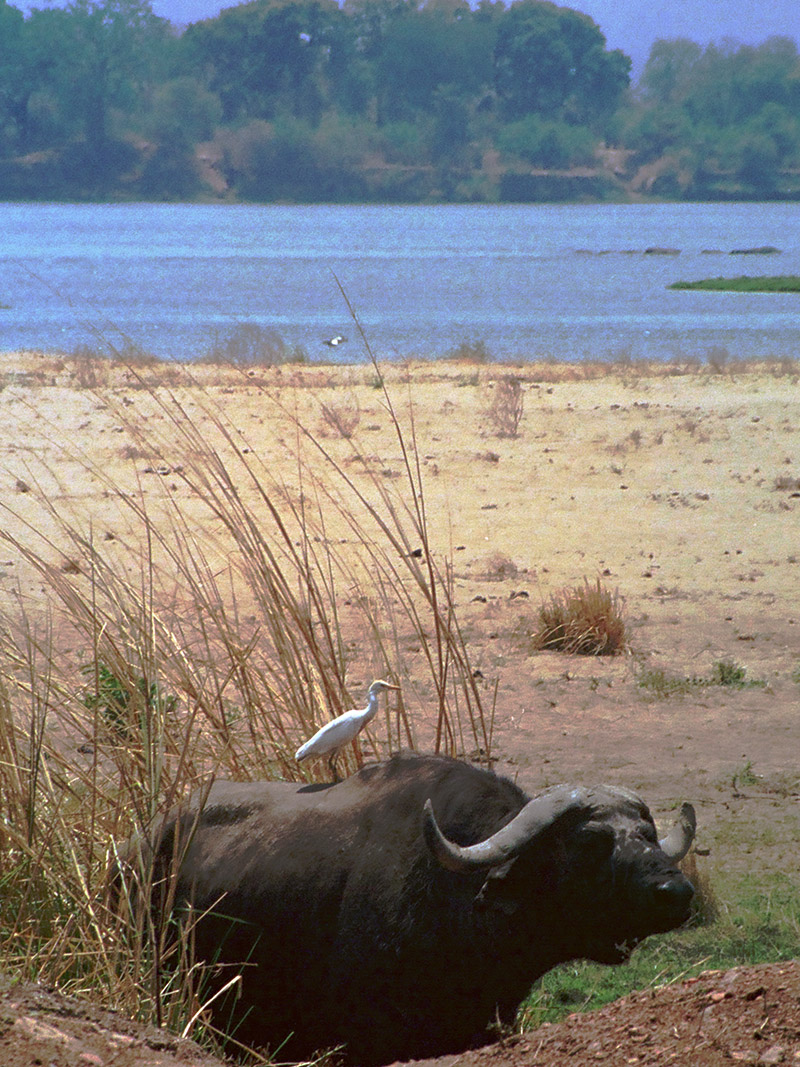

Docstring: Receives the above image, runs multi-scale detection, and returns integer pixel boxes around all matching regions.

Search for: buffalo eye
[574,823,615,867]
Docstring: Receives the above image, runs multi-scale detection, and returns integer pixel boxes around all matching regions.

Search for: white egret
[295,679,400,780]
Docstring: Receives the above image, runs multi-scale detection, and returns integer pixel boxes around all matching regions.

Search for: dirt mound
[3,961,798,1067]
[0,975,224,1067]
[397,961,800,1067]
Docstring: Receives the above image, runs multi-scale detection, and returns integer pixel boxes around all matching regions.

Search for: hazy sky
[18,0,800,73]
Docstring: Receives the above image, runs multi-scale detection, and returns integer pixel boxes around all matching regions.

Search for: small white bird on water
[323,334,347,348]
[295,679,400,780]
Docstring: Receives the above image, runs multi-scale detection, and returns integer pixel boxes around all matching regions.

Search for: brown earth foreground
[2,961,799,1067]
[0,353,798,1066]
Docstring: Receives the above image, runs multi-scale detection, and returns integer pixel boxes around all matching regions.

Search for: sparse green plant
[82,661,178,739]
[732,759,760,791]
[485,375,524,438]
[635,665,698,698]
[637,658,765,698]
[532,578,626,655]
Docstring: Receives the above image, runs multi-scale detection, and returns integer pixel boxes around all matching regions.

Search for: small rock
[759,1046,786,1065]
[12,1015,71,1044]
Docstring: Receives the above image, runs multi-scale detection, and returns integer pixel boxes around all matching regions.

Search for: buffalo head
[424,780,696,965]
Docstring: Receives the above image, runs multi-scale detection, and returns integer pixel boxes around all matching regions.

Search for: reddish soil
[3,962,798,1067]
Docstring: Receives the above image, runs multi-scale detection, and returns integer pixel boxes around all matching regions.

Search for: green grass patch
[637,658,766,698]
[519,872,800,1030]
[669,275,800,293]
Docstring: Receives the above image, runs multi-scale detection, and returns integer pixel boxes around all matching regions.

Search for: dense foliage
[628,36,800,199]
[0,0,798,201]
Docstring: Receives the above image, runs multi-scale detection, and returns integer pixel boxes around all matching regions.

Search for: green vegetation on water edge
[669,276,800,293]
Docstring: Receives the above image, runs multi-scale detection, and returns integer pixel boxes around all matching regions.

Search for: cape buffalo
[123,753,696,1064]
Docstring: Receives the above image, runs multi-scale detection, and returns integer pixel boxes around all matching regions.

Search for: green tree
[497,113,596,166]
[375,2,494,123]
[493,1,630,124]
[183,0,349,123]
[62,0,171,148]
[639,38,702,106]
[0,1,26,151]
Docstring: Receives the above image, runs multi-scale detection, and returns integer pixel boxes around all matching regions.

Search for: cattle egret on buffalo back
[295,679,399,779]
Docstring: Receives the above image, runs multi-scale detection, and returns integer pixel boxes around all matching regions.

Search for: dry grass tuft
[485,375,524,438]
[532,578,627,655]
[320,394,361,439]
[199,323,307,367]
[680,851,720,926]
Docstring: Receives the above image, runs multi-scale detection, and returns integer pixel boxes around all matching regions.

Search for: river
[0,201,798,362]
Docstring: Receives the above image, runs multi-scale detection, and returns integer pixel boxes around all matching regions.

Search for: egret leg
[328,753,342,783]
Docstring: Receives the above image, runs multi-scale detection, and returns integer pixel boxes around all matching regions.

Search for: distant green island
[669,276,800,293]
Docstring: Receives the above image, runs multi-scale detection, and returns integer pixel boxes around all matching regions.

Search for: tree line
[1,0,798,202]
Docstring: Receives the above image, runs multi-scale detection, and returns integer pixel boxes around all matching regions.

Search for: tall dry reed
[0,349,492,1053]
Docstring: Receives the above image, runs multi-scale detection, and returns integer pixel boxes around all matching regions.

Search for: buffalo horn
[423,786,589,873]
[658,802,696,861]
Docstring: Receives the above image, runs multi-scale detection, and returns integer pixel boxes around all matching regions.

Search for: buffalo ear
[474,860,519,914]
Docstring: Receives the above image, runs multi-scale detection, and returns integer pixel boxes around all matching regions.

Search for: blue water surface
[0,201,798,361]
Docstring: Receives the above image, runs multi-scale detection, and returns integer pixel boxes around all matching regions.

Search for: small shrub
[480,552,519,580]
[82,661,178,739]
[445,339,491,363]
[486,375,524,438]
[320,395,361,439]
[532,578,626,656]
[709,658,747,687]
[710,658,765,689]
[202,324,306,367]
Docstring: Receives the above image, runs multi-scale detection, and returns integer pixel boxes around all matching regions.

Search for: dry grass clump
[320,393,361,438]
[200,323,306,366]
[532,578,627,655]
[445,339,492,363]
[680,851,720,927]
[485,375,524,438]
